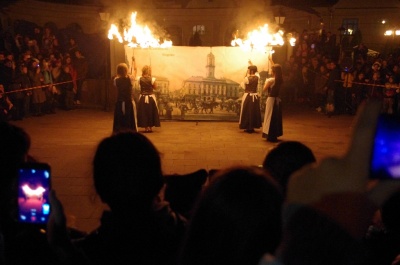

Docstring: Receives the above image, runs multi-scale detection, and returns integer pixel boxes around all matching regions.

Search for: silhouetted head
[178,166,283,265]
[248,65,258,74]
[93,132,163,213]
[0,122,31,223]
[381,190,400,234]
[263,141,316,196]
[116,63,128,77]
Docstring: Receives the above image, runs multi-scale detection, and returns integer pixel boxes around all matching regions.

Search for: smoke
[232,0,278,38]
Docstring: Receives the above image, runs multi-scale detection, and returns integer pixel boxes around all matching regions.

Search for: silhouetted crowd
[2,99,400,265]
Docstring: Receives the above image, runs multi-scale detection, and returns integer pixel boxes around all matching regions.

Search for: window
[193,25,205,35]
[342,18,358,35]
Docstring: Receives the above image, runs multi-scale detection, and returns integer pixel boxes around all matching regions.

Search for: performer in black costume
[262,61,283,142]
[239,63,262,133]
[113,60,137,133]
[137,65,160,133]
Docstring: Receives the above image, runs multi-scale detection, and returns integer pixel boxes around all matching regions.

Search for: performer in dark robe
[137,65,160,133]
[113,62,137,133]
[239,64,262,133]
[262,64,283,142]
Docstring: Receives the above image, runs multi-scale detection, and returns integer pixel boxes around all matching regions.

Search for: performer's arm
[263,78,272,92]
[268,55,275,66]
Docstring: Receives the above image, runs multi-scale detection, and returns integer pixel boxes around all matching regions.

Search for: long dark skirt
[137,95,160,128]
[262,97,283,140]
[239,93,262,130]
[113,100,138,133]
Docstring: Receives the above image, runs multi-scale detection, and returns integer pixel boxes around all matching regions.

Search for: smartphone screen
[370,114,400,180]
[17,163,51,224]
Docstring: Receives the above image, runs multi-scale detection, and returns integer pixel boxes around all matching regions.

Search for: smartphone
[370,114,400,180]
[17,163,51,224]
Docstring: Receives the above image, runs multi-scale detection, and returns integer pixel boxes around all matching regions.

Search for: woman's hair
[116,63,128,77]
[272,64,283,85]
[178,166,283,265]
[142,65,150,76]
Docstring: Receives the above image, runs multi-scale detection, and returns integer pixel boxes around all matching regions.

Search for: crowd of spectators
[280,29,400,116]
[0,24,88,122]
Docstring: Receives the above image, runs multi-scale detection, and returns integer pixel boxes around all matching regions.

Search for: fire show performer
[239,62,262,133]
[137,65,160,133]
[262,62,283,142]
[113,62,138,133]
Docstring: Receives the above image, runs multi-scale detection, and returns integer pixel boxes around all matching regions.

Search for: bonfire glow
[107,12,172,48]
[231,24,289,52]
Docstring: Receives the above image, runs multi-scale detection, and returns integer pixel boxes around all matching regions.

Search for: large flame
[231,24,290,52]
[108,12,172,48]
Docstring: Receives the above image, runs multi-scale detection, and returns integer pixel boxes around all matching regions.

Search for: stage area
[11,104,356,232]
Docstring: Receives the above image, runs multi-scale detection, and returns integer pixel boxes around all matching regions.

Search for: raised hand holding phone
[17,163,51,225]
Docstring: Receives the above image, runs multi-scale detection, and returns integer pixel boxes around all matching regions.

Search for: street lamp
[274,10,286,26]
[337,26,346,43]
[99,12,110,111]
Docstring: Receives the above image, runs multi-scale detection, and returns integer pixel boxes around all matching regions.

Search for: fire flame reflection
[108,12,172,48]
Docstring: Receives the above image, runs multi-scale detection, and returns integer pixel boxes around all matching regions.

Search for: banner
[125,46,273,121]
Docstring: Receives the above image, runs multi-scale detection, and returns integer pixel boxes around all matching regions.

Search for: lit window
[193,25,205,35]
[342,18,358,35]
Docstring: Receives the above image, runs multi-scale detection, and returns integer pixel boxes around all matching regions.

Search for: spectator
[41,27,56,58]
[3,52,16,93]
[366,190,400,265]
[28,60,46,116]
[67,37,79,58]
[314,64,328,112]
[326,59,342,116]
[41,59,56,114]
[10,64,31,120]
[0,122,62,264]
[49,132,187,265]
[58,65,74,110]
[73,50,88,105]
[262,141,316,196]
[178,166,283,265]
[260,101,400,265]
[0,84,14,121]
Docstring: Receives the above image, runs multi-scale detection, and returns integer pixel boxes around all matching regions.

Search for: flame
[231,24,287,52]
[289,37,296,47]
[22,184,46,200]
[107,12,172,48]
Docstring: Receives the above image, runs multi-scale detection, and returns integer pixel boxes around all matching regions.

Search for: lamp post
[384,29,400,54]
[274,8,287,61]
[99,12,110,111]
[337,26,346,63]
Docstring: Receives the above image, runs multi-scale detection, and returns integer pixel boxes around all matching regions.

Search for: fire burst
[231,24,289,52]
[108,12,172,48]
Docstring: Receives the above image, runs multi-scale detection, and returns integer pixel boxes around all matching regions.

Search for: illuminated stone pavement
[10,103,356,233]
